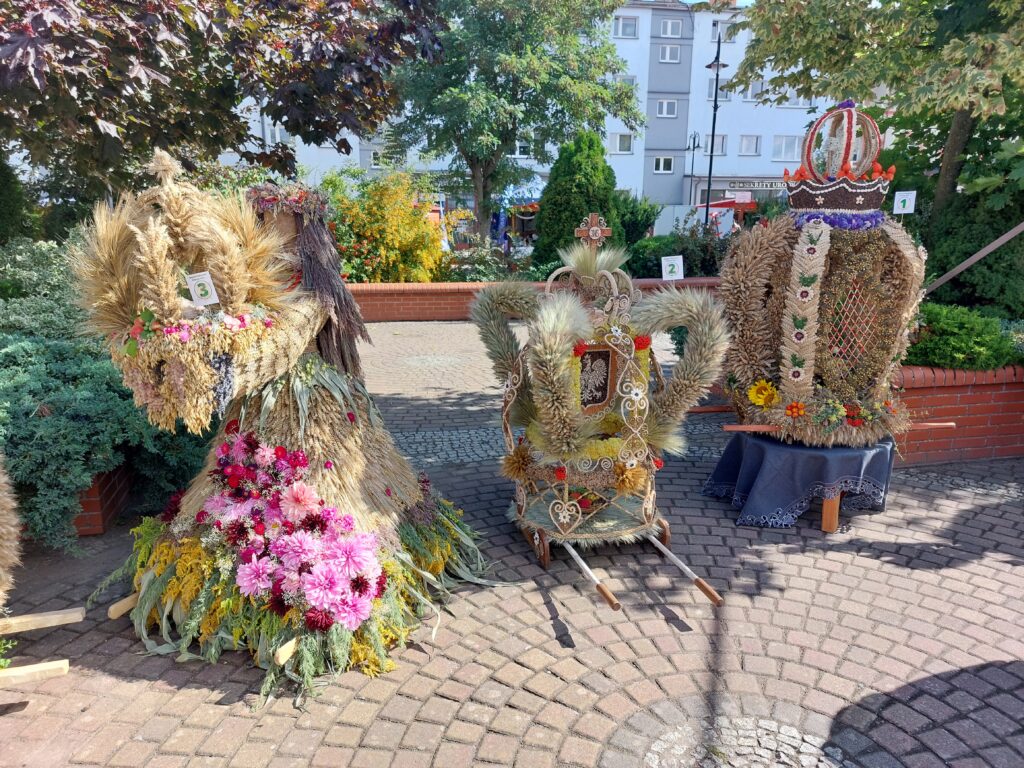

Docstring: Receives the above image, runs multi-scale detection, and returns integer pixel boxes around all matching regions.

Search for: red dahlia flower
[304,608,335,632]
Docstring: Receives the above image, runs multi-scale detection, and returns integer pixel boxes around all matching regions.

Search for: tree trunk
[470,164,489,237]
[933,108,976,216]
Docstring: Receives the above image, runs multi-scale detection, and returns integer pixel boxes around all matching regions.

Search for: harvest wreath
[82,152,488,700]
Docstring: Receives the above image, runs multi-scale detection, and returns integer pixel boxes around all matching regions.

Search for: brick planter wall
[348,277,721,322]
[74,464,134,536]
[895,365,1024,465]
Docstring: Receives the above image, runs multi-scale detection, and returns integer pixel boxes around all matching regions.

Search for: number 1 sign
[893,191,916,215]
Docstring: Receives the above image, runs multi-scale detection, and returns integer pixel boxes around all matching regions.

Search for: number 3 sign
[186,271,221,306]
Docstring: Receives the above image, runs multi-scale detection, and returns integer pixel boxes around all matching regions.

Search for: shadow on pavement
[825,661,1024,767]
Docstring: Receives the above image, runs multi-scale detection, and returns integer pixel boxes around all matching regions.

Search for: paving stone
[2,321,1021,768]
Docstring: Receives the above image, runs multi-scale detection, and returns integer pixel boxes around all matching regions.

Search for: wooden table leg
[821,494,841,534]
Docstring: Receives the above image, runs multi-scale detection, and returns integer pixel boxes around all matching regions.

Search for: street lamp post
[682,131,701,206]
[704,34,728,225]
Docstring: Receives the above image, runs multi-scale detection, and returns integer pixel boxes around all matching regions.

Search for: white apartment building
[228,3,824,231]
[684,9,822,206]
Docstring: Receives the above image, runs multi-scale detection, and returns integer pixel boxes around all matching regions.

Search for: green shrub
[627,235,679,278]
[0,334,151,548]
[0,160,29,244]
[533,132,622,267]
[612,191,662,247]
[925,193,1024,318]
[626,213,731,281]
[906,302,1022,370]
[1002,318,1024,357]
[0,237,212,547]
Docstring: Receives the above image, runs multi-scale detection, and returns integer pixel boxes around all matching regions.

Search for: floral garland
[247,183,330,221]
[123,306,274,357]
[779,219,829,403]
[114,306,280,433]
[791,210,884,231]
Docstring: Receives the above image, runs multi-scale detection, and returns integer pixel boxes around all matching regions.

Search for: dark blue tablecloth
[703,433,896,527]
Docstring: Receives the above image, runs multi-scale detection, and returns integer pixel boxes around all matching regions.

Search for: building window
[659,44,681,64]
[616,74,637,87]
[660,19,683,38]
[611,133,633,154]
[508,138,531,158]
[782,87,815,108]
[370,150,382,168]
[739,135,761,156]
[711,20,734,41]
[704,135,727,156]
[653,156,674,174]
[772,135,804,161]
[707,78,731,100]
[699,188,729,204]
[613,16,638,38]
[268,124,293,146]
[743,80,766,101]
[656,99,678,118]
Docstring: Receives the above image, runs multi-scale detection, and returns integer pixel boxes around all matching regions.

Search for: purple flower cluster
[791,210,884,231]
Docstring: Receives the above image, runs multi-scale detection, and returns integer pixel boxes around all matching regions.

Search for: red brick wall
[348,277,722,322]
[74,464,134,536]
[895,365,1024,465]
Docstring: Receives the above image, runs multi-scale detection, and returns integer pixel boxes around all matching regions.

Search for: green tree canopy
[533,131,621,266]
[719,0,1024,213]
[390,0,642,235]
[0,0,443,192]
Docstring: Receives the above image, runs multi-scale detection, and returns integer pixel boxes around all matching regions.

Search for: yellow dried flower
[747,379,779,409]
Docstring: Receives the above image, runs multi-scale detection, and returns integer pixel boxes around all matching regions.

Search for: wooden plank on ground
[0,660,70,686]
[0,607,86,635]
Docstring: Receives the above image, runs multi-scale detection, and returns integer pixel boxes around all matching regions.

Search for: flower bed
[895,365,1024,465]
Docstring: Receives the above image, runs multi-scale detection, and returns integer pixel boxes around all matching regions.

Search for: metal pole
[561,543,621,611]
[646,535,724,607]
[704,34,722,226]
[689,132,700,204]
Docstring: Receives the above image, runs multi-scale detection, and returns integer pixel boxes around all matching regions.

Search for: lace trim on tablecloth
[702,475,887,528]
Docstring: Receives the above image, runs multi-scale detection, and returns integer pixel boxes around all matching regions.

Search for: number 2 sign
[661,255,684,281]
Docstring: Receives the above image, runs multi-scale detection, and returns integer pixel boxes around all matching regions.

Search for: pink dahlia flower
[280,481,320,522]
[236,556,274,596]
[271,530,320,569]
[254,444,276,467]
[301,562,350,611]
[323,535,378,578]
[333,592,373,631]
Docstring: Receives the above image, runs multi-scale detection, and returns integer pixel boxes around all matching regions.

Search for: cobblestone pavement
[3,321,1024,768]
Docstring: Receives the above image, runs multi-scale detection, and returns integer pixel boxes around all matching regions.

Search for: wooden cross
[574,212,611,250]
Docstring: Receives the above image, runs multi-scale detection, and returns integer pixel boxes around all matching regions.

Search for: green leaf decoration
[790,353,805,368]
[807,232,820,245]
[140,308,155,323]
[792,315,808,329]
[124,338,139,357]
[799,273,818,287]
